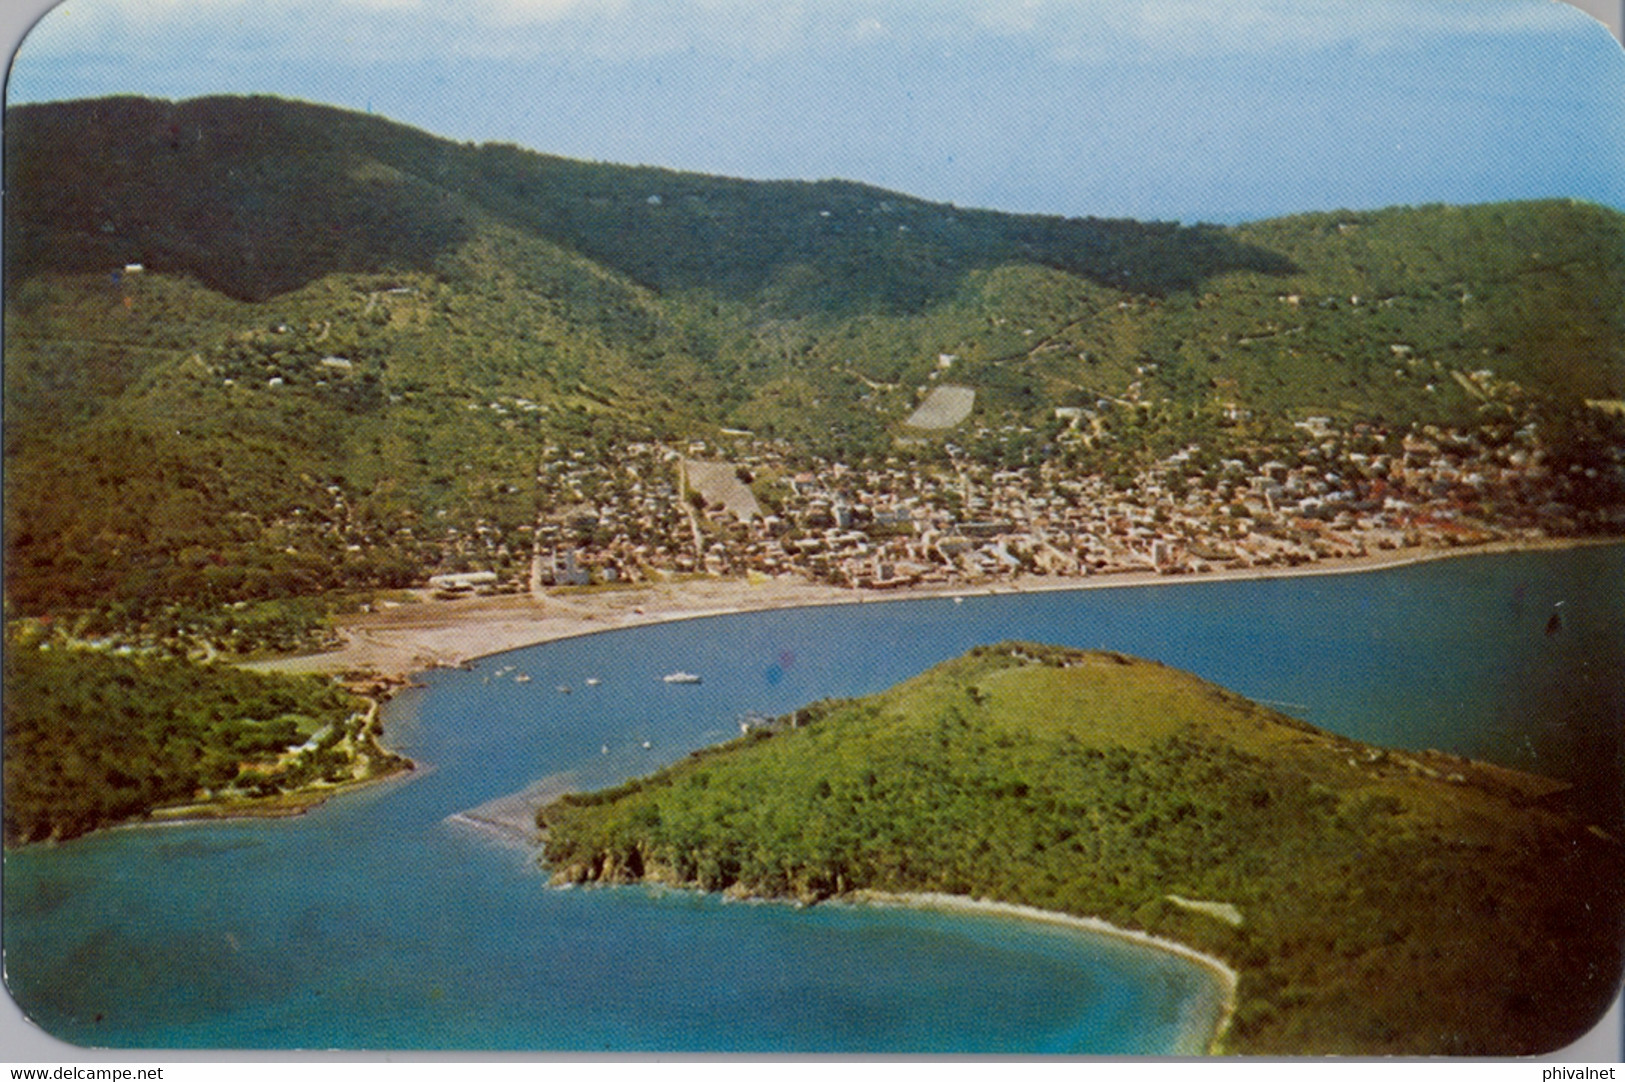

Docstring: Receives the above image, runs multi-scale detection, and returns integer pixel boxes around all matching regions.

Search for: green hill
[4,96,1295,307]
[5,96,1624,624]
[539,643,1623,1056]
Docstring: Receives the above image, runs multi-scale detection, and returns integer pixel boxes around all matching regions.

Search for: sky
[4,0,1624,224]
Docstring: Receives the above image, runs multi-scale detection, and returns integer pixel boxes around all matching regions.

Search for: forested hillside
[6,96,1624,629]
[4,96,1295,307]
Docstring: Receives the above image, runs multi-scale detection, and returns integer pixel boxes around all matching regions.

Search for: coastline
[214,533,1615,850]
[141,757,417,827]
[289,530,1594,1048]
[52,694,422,844]
[844,890,1239,1055]
[445,772,575,848]
[529,874,1239,1054]
[247,534,1621,683]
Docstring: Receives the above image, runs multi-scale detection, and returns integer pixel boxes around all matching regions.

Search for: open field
[682,458,763,521]
[903,384,975,428]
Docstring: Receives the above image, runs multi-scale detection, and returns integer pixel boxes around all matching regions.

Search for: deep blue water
[4,545,1622,1051]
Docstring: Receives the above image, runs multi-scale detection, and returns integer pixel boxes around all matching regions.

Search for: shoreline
[24,693,423,846]
[534,873,1239,1055]
[248,535,1621,684]
[844,890,1238,1055]
[70,758,423,845]
[143,757,418,826]
[4,757,429,852]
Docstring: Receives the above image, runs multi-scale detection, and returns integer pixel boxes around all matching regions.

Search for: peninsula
[537,642,1624,1056]
[1,629,411,845]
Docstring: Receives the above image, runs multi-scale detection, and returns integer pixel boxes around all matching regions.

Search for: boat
[555,684,571,694]
[514,673,532,684]
[662,671,702,684]
[584,677,601,687]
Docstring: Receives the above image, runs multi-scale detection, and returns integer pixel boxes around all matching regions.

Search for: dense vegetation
[2,626,408,845]
[539,643,1623,1056]
[6,96,1624,626]
[4,96,1297,307]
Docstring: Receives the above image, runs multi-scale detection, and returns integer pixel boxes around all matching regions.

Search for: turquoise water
[5,545,1622,1051]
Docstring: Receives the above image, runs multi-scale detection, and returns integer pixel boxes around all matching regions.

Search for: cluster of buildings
[437,415,1621,596]
[46,408,1618,666]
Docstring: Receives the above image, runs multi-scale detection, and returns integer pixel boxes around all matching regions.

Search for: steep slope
[539,643,1624,1055]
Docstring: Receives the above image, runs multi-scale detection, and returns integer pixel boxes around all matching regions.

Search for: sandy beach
[247,535,1614,683]
[846,890,1239,1054]
[445,772,575,846]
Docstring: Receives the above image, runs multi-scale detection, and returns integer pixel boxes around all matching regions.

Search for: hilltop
[538,643,1623,1056]
[4,95,1623,639]
[5,96,1295,307]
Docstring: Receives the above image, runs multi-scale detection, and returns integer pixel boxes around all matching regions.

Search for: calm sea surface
[5,545,1622,1051]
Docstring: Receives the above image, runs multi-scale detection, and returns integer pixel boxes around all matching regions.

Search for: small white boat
[513,673,532,684]
[584,677,601,687]
[662,671,702,684]
[641,740,652,749]
[555,684,571,694]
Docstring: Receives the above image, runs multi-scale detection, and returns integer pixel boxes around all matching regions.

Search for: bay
[5,545,1621,1052]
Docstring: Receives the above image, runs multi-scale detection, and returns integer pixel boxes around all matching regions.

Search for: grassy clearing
[903,385,976,429]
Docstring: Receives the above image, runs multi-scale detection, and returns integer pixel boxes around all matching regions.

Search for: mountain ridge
[5,94,1302,307]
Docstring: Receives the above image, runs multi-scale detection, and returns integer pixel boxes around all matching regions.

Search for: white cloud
[966,0,1579,58]
[12,0,1594,79]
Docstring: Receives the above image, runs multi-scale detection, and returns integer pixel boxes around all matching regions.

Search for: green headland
[2,626,410,845]
[539,642,1623,1055]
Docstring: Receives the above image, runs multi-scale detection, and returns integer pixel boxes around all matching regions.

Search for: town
[428,409,1622,598]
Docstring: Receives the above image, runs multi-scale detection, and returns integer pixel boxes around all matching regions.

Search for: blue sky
[6,0,1624,223]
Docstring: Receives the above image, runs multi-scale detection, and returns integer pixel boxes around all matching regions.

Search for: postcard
[3,0,1623,1062]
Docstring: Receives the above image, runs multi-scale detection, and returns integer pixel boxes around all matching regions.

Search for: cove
[5,544,1621,1051]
